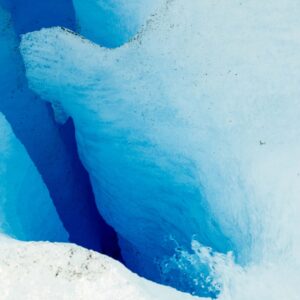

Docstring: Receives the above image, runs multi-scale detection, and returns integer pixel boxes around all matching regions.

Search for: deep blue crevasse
[0,0,120,258]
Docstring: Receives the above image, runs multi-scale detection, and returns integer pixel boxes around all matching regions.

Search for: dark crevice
[0,0,121,259]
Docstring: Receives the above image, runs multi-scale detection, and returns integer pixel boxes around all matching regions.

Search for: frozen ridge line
[0,236,202,300]
[1,235,298,300]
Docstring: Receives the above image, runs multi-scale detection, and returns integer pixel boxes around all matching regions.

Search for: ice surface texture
[19,0,300,297]
[0,114,68,241]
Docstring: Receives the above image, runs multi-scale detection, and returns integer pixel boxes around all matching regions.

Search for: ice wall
[20,0,300,297]
[0,0,75,34]
[20,25,233,296]
[0,114,68,241]
[72,0,163,47]
[0,3,119,255]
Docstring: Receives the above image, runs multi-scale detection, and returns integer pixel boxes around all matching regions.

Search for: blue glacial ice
[0,113,68,242]
[20,0,300,296]
[72,0,163,47]
[0,2,119,255]
[0,0,75,34]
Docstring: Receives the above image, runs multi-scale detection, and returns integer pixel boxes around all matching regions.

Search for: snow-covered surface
[1,236,299,300]
[0,236,201,300]
[0,113,68,242]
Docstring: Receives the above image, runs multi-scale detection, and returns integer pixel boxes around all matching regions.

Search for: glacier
[0,2,119,254]
[20,0,300,297]
[0,0,75,34]
[0,113,68,241]
[0,0,299,298]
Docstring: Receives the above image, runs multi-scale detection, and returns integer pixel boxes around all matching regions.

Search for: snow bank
[0,236,201,300]
[1,236,298,300]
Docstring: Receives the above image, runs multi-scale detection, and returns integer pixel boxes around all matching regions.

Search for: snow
[20,0,300,296]
[1,236,299,300]
[0,236,201,300]
[0,113,68,242]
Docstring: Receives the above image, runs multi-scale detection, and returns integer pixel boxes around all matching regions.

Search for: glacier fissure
[1,0,300,299]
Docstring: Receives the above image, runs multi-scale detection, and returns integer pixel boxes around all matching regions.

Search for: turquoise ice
[0,113,68,242]
[0,1,119,253]
[72,0,163,47]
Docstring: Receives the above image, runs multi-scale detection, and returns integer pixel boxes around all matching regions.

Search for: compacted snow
[0,236,201,300]
[1,236,299,300]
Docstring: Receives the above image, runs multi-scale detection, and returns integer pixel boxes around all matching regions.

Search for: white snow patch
[0,236,203,300]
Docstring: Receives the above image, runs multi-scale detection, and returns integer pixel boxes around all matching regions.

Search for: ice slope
[20,26,228,296]
[72,0,163,47]
[0,3,119,254]
[0,114,68,241]
[0,236,201,300]
[21,0,300,296]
